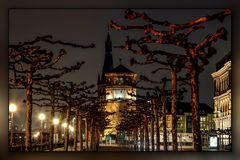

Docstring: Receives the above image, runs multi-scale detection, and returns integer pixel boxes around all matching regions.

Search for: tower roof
[107,64,135,74]
[101,29,114,82]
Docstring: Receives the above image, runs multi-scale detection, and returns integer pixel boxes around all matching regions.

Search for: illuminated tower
[98,31,137,143]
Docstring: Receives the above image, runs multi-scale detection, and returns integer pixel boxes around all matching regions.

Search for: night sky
[9,9,231,128]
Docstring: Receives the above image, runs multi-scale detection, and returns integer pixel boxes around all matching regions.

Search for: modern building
[98,31,137,143]
[159,102,215,147]
[211,52,231,146]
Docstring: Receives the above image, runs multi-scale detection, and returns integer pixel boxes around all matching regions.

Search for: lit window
[178,116,182,121]
[106,92,113,100]
[200,117,206,122]
[118,77,124,85]
[115,90,124,99]
[177,123,183,128]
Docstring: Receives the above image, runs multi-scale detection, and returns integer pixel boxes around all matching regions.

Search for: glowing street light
[62,122,67,140]
[38,113,45,151]
[9,103,17,147]
[9,103,17,113]
[53,118,59,125]
[33,132,40,138]
[62,122,67,128]
[53,118,60,144]
[69,125,74,132]
[39,113,46,121]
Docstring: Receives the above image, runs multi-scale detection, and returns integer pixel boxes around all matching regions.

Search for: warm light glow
[106,94,113,100]
[62,122,67,128]
[53,118,59,125]
[33,132,40,137]
[69,125,74,132]
[9,103,17,112]
[38,113,46,121]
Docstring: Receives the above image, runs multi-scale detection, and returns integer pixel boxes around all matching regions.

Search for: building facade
[98,31,137,143]
[211,53,231,146]
[157,102,215,147]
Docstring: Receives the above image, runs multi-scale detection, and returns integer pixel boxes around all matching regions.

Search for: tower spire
[97,74,101,84]
[101,26,114,82]
[119,58,122,65]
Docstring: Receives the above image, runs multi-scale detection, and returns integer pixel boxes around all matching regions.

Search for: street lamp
[53,118,59,148]
[33,132,40,144]
[9,103,17,147]
[62,122,67,142]
[53,118,59,147]
[53,118,59,125]
[38,113,45,151]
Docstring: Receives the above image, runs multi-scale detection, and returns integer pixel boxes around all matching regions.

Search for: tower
[98,31,137,144]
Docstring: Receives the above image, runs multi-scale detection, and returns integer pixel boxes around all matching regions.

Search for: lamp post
[33,132,40,144]
[69,125,74,137]
[9,103,17,148]
[62,122,67,143]
[38,113,45,151]
[53,118,59,148]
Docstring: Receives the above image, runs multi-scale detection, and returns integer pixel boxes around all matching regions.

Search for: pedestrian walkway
[99,144,132,151]
[52,143,219,152]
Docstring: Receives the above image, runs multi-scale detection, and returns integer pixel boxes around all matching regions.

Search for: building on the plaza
[98,31,137,143]
[211,52,231,146]
[158,102,215,147]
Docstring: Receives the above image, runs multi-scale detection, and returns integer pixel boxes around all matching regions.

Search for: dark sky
[9,9,231,128]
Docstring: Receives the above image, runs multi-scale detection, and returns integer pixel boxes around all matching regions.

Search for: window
[106,91,113,100]
[200,117,206,122]
[117,77,124,85]
[177,123,183,128]
[186,116,192,133]
[178,116,182,121]
[115,90,124,99]
[200,123,206,128]
[167,123,171,128]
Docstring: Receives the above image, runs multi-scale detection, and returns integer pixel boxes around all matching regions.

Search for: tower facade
[98,32,137,143]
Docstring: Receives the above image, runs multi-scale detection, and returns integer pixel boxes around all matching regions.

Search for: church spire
[97,74,101,84]
[105,26,112,53]
[101,27,113,83]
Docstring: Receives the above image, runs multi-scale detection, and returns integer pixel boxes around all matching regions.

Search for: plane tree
[9,35,95,151]
[109,9,231,151]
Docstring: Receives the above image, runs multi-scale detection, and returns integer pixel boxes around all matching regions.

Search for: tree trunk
[144,114,149,151]
[151,113,155,151]
[85,118,89,151]
[49,90,55,151]
[79,115,83,151]
[189,56,202,151]
[140,125,144,151]
[64,104,71,151]
[89,118,94,151]
[96,126,99,151]
[59,111,64,143]
[153,99,160,151]
[171,70,178,151]
[161,79,168,151]
[49,104,55,151]
[74,110,79,151]
[25,72,33,151]
[57,117,62,144]
[134,127,138,151]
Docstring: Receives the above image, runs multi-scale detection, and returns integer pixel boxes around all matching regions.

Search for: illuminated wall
[103,72,137,139]
[212,59,231,145]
